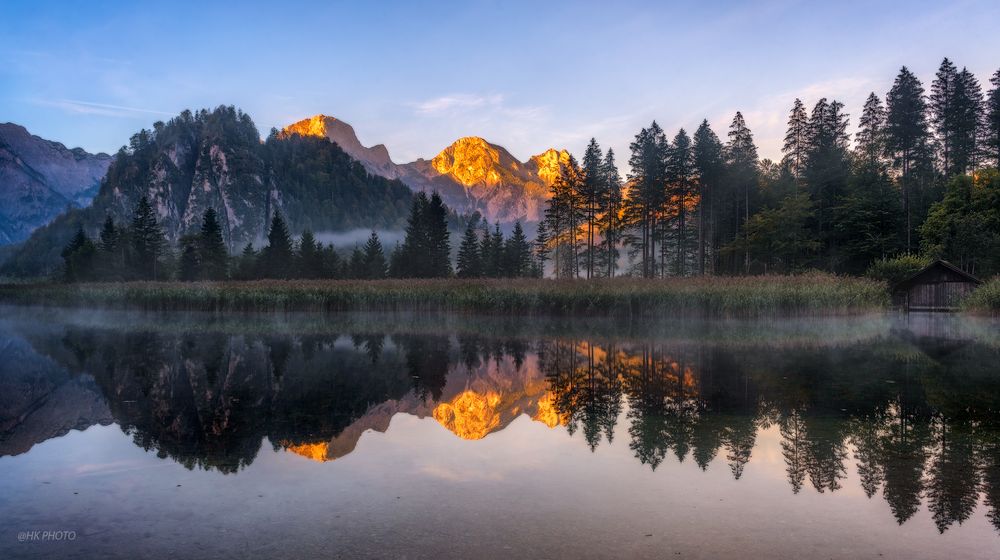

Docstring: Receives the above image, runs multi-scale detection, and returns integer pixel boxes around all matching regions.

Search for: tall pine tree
[724,112,759,274]
[598,149,623,277]
[261,212,294,279]
[580,138,605,278]
[886,66,932,251]
[930,58,959,174]
[693,120,724,275]
[198,208,228,280]
[666,128,696,275]
[456,221,482,278]
[782,98,810,180]
[988,69,1000,167]
[129,196,167,280]
[625,122,669,278]
[856,93,888,168]
[362,230,388,279]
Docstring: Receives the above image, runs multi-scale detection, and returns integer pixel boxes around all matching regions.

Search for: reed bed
[0,274,889,318]
[963,278,1000,313]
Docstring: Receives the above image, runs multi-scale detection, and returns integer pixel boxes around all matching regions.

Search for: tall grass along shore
[963,278,1000,313]
[0,274,889,318]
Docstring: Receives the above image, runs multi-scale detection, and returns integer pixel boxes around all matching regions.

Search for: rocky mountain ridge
[0,123,112,244]
[1,107,414,277]
[283,115,569,223]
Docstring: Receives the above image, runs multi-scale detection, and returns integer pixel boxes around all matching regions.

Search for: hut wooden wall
[905,281,977,311]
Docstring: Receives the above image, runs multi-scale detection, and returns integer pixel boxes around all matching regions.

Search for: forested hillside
[1,106,413,277]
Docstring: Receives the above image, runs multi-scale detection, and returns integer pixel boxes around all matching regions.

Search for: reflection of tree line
[539,338,1000,534]
[35,328,458,473]
[22,325,1000,533]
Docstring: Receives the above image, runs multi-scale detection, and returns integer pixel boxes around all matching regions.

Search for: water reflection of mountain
[1,312,999,534]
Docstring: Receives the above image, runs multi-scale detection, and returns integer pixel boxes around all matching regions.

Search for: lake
[1,306,999,559]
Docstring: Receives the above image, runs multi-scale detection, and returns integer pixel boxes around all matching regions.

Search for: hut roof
[892,260,981,292]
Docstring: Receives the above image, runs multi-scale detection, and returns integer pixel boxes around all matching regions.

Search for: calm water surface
[1,307,999,559]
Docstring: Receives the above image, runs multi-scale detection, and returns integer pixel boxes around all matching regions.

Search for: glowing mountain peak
[528,148,571,186]
[282,114,337,138]
[430,137,506,187]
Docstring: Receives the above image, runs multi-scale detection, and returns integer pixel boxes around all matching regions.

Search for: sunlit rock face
[0,123,112,244]
[526,148,571,187]
[282,116,567,223]
[282,115,401,180]
[399,138,564,223]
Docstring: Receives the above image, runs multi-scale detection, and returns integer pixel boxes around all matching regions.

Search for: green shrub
[865,254,930,285]
[963,278,1000,312]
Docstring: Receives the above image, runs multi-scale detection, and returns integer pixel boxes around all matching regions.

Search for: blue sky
[2,0,999,165]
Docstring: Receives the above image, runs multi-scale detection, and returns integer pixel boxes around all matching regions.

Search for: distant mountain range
[0,109,567,276]
[0,123,112,245]
[283,115,568,223]
[1,107,414,277]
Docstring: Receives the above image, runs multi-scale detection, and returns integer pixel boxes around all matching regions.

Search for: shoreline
[0,275,890,318]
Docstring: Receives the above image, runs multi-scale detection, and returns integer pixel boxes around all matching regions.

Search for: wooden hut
[892,260,981,311]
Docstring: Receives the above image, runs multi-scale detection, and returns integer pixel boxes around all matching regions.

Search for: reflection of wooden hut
[892,260,981,312]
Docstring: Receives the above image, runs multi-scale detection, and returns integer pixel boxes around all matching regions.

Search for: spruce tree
[394,192,451,278]
[782,98,810,180]
[856,93,888,168]
[490,223,505,277]
[580,138,604,278]
[804,98,850,264]
[834,165,903,273]
[129,196,167,280]
[261,212,294,279]
[61,226,96,282]
[504,221,531,277]
[886,66,932,251]
[599,149,623,277]
[626,122,669,278]
[198,208,228,280]
[724,112,759,274]
[348,247,366,279]
[479,222,497,277]
[178,242,200,281]
[988,69,1000,167]
[362,230,388,279]
[97,215,123,280]
[322,244,341,279]
[425,192,452,277]
[398,192,429,277]
[930,57,959,174]
[545,155,585,278]
[297,229,324,278]
[952,68,984,173]
[666,128,696,275]
[456,222,482,278]
[693,120,724,275]
[534,219,551,277]
[235,243,257,280]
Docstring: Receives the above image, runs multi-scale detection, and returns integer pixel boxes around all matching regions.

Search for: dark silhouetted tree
[260,212,294,279]
[129,196,167,280]
[456,222,482,278]
[198,208,228,280]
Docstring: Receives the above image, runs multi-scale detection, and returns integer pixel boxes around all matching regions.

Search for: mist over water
[1,307,999,559]
[313,228,405,250]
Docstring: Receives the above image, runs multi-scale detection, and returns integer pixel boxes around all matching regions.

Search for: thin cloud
[411,93,505,115]
[30,98,174,118]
